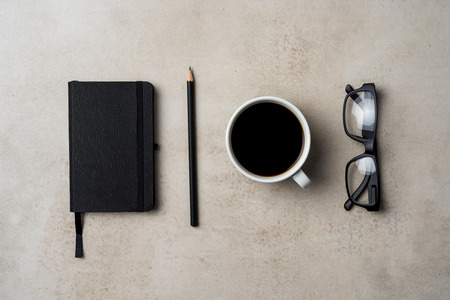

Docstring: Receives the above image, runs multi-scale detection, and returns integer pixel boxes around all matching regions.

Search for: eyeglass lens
[347,156,376,205]
[345,91,375,139]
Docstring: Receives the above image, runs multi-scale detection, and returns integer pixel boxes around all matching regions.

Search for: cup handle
[292,169,311,188]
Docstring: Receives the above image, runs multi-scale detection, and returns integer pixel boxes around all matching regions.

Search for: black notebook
[69,81,156,258]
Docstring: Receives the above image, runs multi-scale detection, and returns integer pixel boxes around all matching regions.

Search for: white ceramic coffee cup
[226,96,311,188]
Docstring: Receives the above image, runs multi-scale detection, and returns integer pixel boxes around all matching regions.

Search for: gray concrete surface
[1,0,449,299]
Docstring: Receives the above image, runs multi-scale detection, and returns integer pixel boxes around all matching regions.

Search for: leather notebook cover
[68,81,155,257]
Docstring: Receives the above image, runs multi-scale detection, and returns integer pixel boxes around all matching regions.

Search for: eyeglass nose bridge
[363,139,375,154]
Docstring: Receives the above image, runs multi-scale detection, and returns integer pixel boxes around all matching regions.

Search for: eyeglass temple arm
[367,171,380,211]
[344,173,371,211]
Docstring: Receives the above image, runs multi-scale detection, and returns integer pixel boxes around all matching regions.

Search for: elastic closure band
[136,82,144,212]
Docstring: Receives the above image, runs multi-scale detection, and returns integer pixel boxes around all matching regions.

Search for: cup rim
[226,96,311,183]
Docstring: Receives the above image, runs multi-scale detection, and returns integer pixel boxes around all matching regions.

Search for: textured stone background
[1,1,449,299]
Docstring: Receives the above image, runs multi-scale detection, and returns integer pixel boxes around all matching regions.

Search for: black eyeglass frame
[343,83,380,211]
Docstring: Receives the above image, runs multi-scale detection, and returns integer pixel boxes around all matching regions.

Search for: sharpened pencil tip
[187,67,194,82]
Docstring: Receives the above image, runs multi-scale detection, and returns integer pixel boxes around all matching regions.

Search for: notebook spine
[143,82,155,211]
[68,81,74,212]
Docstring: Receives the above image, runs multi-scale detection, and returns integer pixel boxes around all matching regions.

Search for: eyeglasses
[343,83,380,211]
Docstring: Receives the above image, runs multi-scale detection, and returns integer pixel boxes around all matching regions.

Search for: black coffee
[231,102,303,177]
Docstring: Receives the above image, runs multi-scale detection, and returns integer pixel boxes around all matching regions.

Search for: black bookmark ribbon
[75,212,83,258]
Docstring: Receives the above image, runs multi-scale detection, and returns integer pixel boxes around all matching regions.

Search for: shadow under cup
[227,98,309,182]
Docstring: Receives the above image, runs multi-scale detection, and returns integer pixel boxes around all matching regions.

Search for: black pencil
[187,66,198,227]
